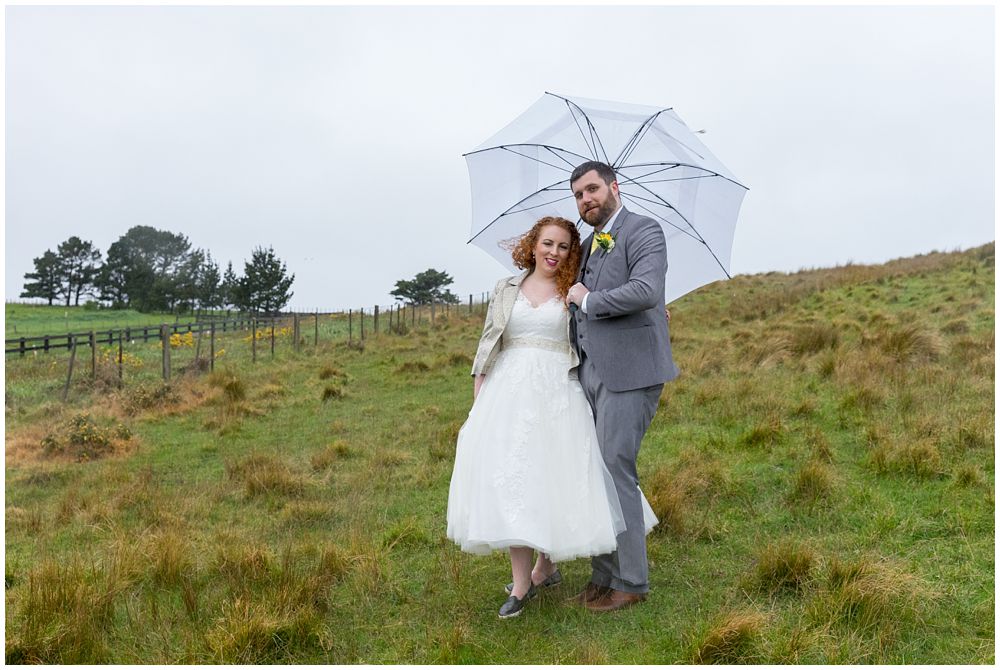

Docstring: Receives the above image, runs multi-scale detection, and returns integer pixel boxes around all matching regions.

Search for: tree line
[21,226,294,315]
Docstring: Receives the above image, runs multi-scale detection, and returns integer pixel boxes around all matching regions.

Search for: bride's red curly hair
[510,216,581,299]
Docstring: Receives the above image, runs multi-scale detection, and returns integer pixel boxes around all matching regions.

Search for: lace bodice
[501,292,569,347]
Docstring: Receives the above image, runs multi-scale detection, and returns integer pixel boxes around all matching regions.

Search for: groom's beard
[582,196,618,228]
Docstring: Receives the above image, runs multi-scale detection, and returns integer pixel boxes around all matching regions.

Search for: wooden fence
[7,294,491,401]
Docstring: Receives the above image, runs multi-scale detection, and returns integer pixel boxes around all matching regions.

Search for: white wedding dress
[447,291,657,562]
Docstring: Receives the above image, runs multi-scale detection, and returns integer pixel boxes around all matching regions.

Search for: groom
[566,161,679,612]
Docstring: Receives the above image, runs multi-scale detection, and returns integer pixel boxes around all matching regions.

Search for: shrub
[791,323,839,355]
[40,413,132,462]
[321,386,346,402]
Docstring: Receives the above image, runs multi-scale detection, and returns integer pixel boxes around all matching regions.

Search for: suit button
[586,269,592,274]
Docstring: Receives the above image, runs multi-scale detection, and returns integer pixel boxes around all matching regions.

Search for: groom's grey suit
[572,207,679,594]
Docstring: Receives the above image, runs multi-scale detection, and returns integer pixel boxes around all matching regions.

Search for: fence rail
[5,292,492,357]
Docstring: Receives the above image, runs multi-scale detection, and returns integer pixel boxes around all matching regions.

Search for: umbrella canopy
[464,92,748,303]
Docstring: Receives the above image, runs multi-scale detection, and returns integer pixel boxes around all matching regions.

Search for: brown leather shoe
[566,582,611,605]
[584,589,646,613]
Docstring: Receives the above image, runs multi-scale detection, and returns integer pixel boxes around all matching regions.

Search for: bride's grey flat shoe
[504,569,562,595]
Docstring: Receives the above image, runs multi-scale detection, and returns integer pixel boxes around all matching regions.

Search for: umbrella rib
[613,110,667,169]
[617,192,702,241]
[467,177,573,244]
[622,161,749,190]
[500,146,574,174]
[548,92,608,163]
[619,191,732,280]
[463,143,590,164]
[504,191,576,216]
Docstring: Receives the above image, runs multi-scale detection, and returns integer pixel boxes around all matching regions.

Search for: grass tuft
[789,460,835,503]
[226,454,306,498]
[691,610,767,663]
[748,540,816,594]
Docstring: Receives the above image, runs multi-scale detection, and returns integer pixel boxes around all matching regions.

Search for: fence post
[270,320,275,357]
[314,311,319,347]
[161,325,171,381]
[62,336,77,403]
[19,337,25,357]
[252,318,257,363]
[195,325,204,364]
[348,309,353,343]
[374,305,379,338]
[412,303,416,328]
[89,331,96,380]
[360,308,365,340]
[293,314,299,351]
[117,332,124,387]
[210,323,216,372]
[44,335,50,353]
[431,299,436,326]
[469,294,473,315]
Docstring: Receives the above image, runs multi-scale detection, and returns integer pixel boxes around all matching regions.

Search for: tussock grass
[809,557,927,635]
[791,323,840,355]
[789,460,835,503]
[310,440,353,470]
[225,453,306,498]
[738,415,784,449]
[148,529,193,587]
[429,421,461,461]
[866,321,943,363]
[396,360,430,373]
[646,448,729,537]
[747,540,816,594]
[372,448,412,469]
[4,244,991,664]
[215,541,274,591]
[317,365,346,380]
[4,550,143,664]
[805,426,834,462]
[321,385,346,401]
[691,609,767,663]
[867,436,943,479]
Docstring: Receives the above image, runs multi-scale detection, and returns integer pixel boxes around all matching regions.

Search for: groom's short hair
[570,161,617,187]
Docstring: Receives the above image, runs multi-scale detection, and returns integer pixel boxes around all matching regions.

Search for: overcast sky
[5,4,995,310]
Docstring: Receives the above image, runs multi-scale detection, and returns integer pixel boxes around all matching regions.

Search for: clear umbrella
[464,92,749,303]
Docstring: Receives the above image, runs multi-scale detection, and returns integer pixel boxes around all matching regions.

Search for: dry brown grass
[691,609,767,663]
[225,453,307,498]
[809,556,929,636]
[747,539,817,594]
[737,415,784,449]
[310,440,353,470]
[789,460,836,503]
[646,448,729,537]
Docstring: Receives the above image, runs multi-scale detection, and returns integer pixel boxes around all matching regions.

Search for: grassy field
[4,244,994,663]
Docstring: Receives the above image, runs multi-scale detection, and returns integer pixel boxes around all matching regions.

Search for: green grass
[5,243,994,663]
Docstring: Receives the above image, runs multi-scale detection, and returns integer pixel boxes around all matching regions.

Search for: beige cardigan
[470,270,580,377]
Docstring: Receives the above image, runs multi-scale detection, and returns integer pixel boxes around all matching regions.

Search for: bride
[446,216,656,619]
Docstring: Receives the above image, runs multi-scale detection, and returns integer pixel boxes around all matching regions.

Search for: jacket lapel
[588,209,629,287]
[497,270,527,329]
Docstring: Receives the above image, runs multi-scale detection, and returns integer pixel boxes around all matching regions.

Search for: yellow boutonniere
[595,232,616,253]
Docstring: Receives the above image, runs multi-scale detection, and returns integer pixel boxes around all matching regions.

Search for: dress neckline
[517,290,561,310]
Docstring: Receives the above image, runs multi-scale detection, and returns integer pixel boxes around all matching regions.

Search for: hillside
[4,243,994,663]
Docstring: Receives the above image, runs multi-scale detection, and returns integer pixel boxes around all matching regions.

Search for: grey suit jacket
[572,208,680,392]
[471,270,580,377]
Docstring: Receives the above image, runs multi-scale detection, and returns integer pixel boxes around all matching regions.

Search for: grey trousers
[578,351,663,594]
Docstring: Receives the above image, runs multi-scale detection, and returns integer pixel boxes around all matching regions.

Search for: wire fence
[5,294,491,403]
